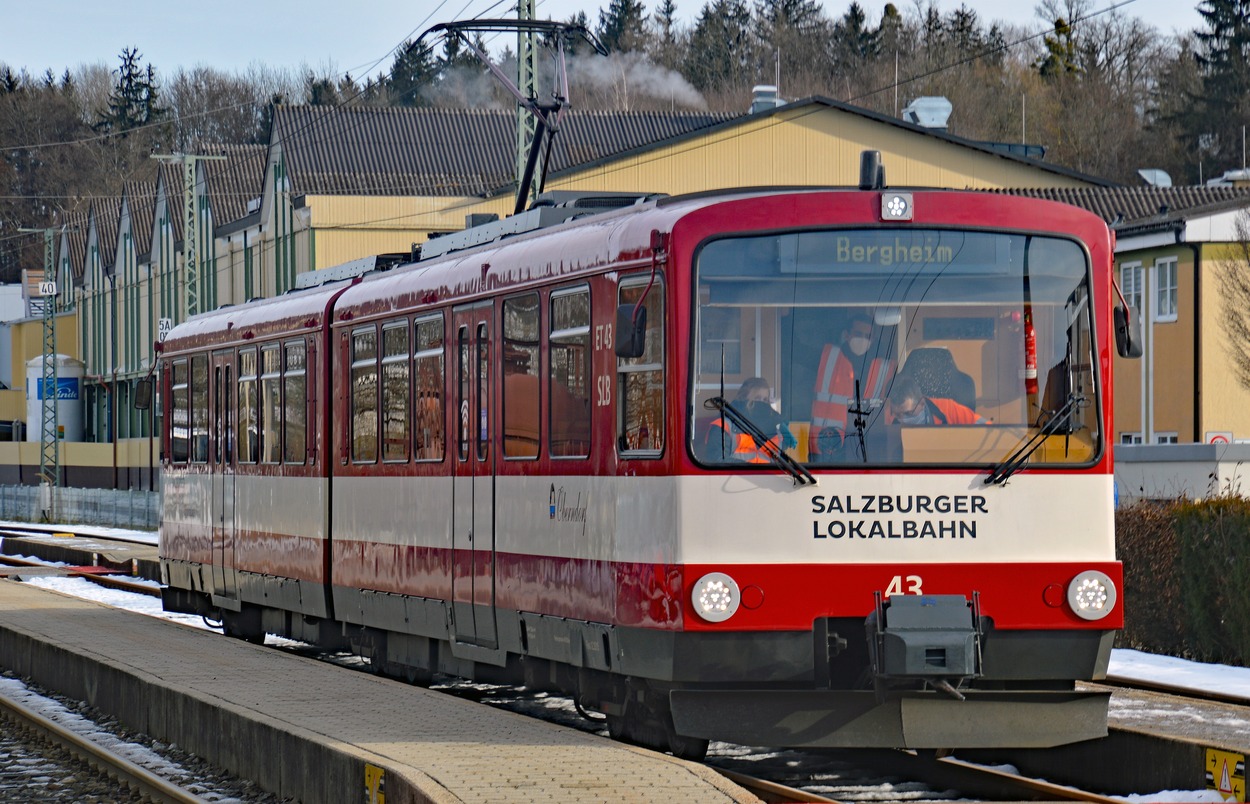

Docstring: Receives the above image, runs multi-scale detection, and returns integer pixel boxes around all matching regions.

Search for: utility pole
[152,153,226,318]
[20,227,61,516]
[516,0,539,208]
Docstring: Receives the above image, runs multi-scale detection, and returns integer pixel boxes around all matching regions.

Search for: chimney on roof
[902,97,953,132]
[749,85,784,114]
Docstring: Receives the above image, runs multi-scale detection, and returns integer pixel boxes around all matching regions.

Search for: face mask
[745,401,780,427]
[895,403,928,425]
[847,336,871,356]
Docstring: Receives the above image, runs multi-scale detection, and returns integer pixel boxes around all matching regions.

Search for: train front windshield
[692,228,1100,468]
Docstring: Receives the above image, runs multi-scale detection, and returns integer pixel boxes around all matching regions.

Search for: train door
[209,350,238,606]
[451,302,497,647]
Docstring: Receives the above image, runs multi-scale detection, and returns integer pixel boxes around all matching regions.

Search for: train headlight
[1067,570,1117,620]
[692,572,740,623]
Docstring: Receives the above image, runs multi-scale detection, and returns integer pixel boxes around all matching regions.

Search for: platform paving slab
[0,580,759,804]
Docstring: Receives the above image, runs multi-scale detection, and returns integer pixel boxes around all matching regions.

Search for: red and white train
[160,157,1133,759]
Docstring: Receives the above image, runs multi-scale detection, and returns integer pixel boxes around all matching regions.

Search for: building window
[1120,433,1143,444]
[1119,262,1142,312]
[1154,258,1178,323]
[1155,432,1178,444]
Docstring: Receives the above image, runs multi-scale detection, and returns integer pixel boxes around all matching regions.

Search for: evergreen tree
[598,0,647,53]
[1039,17,1081,77]
[831,3,879,67]
[1,67,19,95]
[685,0,753,91]
[1193,0,1250,171]
[386,40,437,106]
[95,48,165,134]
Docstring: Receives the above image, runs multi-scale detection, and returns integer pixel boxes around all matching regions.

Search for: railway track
[0,684,208,804]
[0,554,160,597]
[4,527,1238,802]
[1101,674,1250,706]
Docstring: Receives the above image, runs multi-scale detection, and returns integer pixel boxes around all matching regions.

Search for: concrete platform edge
[0,612,461,804]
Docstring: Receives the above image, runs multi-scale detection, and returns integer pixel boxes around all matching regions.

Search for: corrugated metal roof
[271,105,737,197]
[200,143,267,224]
[995,185,1250,228]
[156,161,184,242]
[93,199,120,274]
[124,182,156,256]
[60,211,89,285]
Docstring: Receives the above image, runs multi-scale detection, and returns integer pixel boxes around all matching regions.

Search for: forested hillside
[1,0,1247,282]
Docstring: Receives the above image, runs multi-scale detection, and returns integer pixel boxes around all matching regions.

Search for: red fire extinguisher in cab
[1023,305,1038,397]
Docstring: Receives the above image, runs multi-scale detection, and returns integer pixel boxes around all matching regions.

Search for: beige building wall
[1198,244,1250,441]
[548,107,1094,195]
[1110,242,1250,445]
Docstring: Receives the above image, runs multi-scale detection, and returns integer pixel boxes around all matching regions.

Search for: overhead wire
[5,0,1142,262]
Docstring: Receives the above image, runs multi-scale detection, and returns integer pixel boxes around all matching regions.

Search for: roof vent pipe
[749,85,784,114]
[902,96,953,131]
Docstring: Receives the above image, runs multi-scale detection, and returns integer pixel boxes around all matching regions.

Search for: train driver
[810,312,895,457]
[705,377,797,463]
[885,374,986,426]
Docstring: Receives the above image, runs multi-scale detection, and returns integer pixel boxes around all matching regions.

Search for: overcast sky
[0,0,1205,80]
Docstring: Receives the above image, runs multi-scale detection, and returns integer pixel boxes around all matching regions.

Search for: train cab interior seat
[901,347,977,411]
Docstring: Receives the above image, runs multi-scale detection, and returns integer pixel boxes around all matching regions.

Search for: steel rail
[0,524,156,547]
[0,554,160,597]
[1101,675,1250,707]
[0,685,209,804]
[712,767,840,803]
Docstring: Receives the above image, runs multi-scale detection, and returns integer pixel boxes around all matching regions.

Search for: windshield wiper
[704,397,817,486]
[848,379,869,463]
[984,394,1086,486]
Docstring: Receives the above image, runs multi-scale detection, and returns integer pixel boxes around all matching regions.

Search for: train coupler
[866,591,983,696]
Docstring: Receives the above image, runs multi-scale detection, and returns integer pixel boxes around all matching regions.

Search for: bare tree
[1220,208,1250,391]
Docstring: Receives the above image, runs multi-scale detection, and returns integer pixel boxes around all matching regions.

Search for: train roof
[161,185,1114,348]
[160,279,351,354]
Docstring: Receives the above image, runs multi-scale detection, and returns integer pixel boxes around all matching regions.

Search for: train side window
[476,322,490,462]
[618,278,664,455]
[190,354,208,463]
[237,348,259,464]
[171,359,190,463]
[550,287,591,458]
[502,293,540,459]
[382,321,410,462]
[352,325,378,463]
[283,341,307,463]
[414,314,445,461]
[260,344,282,464]
[457,325,469,461]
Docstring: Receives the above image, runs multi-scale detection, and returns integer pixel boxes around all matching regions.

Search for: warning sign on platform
[1206,748,1246,802]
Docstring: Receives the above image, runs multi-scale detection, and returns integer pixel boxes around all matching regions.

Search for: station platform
[0,580,758,804]
[0,527,160,581]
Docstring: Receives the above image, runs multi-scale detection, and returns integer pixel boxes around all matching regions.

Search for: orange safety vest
[811,345,893,441]
[706,419,780,464]
[885,397,985,425]
[926,397,984,425]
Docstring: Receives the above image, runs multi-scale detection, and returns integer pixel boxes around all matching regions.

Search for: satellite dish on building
[1137,169,1173,187]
